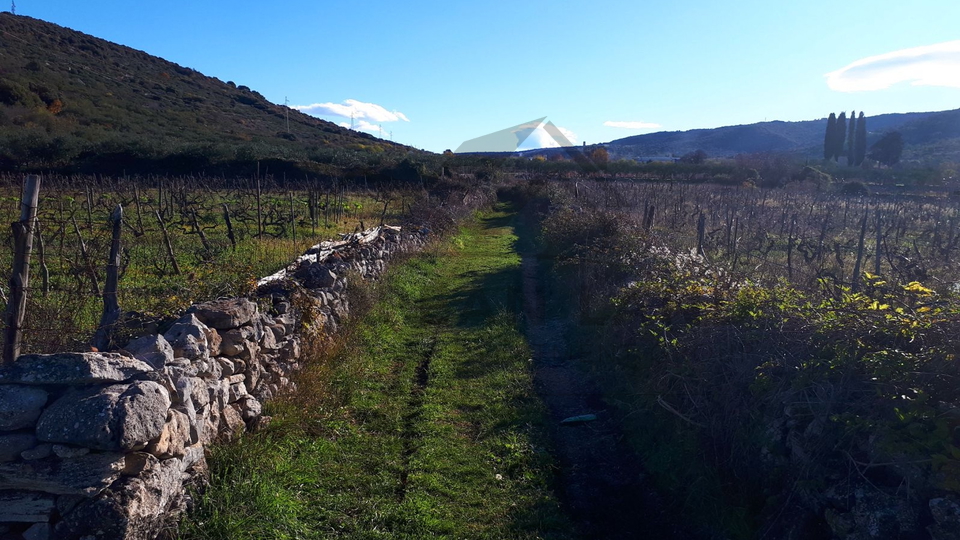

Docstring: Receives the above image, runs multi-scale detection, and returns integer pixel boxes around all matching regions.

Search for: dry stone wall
[0,225,426,540]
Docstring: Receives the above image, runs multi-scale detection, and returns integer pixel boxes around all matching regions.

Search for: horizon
[6,1,960,152]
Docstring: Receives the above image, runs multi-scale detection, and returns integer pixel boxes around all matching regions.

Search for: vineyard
[531,179,960,537]
[549,180,960,289]
[0,173,415,354]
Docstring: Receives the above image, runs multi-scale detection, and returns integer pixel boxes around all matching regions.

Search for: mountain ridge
[605,109,960,163]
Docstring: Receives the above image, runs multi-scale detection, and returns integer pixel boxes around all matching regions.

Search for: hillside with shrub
[0,13,417,176]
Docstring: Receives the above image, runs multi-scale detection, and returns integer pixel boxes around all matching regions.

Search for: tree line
[824,111,867,166]
[825,112,905,168]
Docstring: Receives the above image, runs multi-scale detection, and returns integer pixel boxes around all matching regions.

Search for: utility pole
[10,1,15,14]
[350,112,355,130]
[283,96,290,133]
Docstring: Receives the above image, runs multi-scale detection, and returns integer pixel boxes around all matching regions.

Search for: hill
[605,109,960,164]
[0,13,415,176]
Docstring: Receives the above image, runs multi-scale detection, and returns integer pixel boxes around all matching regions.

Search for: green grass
[179,203,574,540]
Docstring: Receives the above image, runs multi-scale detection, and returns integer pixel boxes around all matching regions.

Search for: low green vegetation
[180,205,573,539]
[0,176,412,353]
[526,178,960,537]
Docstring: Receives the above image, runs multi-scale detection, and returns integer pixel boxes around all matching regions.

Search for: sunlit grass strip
[180,204,574,540]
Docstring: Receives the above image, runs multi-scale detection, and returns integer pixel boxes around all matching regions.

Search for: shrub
[838,180,868,196]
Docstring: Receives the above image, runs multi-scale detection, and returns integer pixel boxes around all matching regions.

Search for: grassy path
[181,204,575,539]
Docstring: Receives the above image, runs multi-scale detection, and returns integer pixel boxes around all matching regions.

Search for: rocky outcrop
[0,224,427,540]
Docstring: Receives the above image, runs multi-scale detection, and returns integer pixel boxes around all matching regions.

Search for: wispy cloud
[825,40,960,92]
[294,99,410,123]
[604,120,661,129]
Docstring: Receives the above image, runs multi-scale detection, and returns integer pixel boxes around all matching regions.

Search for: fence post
[93,205,122,351]
[3,175,41,364]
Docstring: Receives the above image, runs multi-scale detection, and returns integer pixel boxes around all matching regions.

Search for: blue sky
[11,0,960,152]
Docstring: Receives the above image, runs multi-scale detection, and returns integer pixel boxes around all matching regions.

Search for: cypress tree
[855,112,867,166]
[834,112,847,161]
[846,110,856,166]
[824,113,837,160]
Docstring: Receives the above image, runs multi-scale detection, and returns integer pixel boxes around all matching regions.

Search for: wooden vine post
[3,175,41,364]
[93,205,122,351]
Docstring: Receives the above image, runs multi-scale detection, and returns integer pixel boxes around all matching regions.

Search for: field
[0,173,414,353]
[528,178,960,537]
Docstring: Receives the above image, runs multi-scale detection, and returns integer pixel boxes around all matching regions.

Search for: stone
[21,443,52,460]
[245,362,261,391]
[209,379,230,410]
[279,337,301,362]
[146,409,190,459]
[275,300,291,315]
[196,357,222,379]
[188,298,258,330]
[0,353,153,385]
[848,487,919,539]
[36,381,170,452]
[220,327,254,357]
[172,374,194,405]
[251,317,266,342]
[0,385,48,431]
[23,522,51,540]
[122,452,158,476]
[56,456,186,540]
[293,263,337,289]
[220,405,245,437]
[238,396,262,421]
[267,324,285,342]
[122,334,174,370]
[0,452,125,496]
[172,404,199,446]
[250,415,272,432]
[206,327,222,357]
[52,445,90,459]
[188,377,209,409]
[929,496,960,540]
[228,382,247,403]
[0,433,37,462]
[56,494,84,516]
[163,314,212,361]
[196,405,219,445]
[260,326,278,351]
[216,357,236,377]
[239,339,260,363]
[0,491,56,522]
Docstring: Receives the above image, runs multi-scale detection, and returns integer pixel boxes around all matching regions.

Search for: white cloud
[604,120,661,129]
[294,99,410,122]
[338,119,388,134]
[557,126,579,145]
[825,40,960,92]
